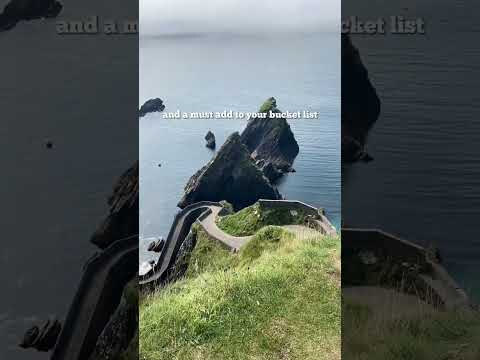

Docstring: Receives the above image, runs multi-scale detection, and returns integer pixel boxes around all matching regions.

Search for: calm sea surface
[343,0,480,301]
[140,33,341,262]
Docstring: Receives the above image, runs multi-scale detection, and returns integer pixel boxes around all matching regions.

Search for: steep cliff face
[90,162,139,249]
[240,97,299,182]
[342,35,381,162]
[178,132,281,210]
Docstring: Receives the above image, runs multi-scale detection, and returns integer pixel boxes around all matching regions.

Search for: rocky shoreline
[341,35,381,163]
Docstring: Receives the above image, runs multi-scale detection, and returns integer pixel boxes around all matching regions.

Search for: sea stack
[341,35,380,163]
[205,131,216,149]
[240,97,299,182]
[178,132,281,210]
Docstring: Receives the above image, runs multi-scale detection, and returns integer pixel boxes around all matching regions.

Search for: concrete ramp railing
[343,228,427,266]
[140,200,337,286]
[139,202,222,285]
[343,228,470,310]
[51,235,138,360]
[258,199,336,235]
[258,199,320,216]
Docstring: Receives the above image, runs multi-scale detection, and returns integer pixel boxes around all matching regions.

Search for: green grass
[259,97,277,113]
[240,226,293,263]
[184,225,239,278]
[343,301,480,360]
[216,202,308,236]
[140,228,340,360]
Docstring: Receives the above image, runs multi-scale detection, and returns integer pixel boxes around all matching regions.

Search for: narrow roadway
[139,202,222,285]
[140,202,327,287]
[197,206,252,250]
[51,235,138,360]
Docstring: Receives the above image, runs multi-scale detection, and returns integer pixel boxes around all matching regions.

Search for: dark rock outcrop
[139,98,165,117]
[240,97,299,182]
[147,238,165,253]
[90,162,138,249]
[0,0,62,31]
[178,132,281,210]
[342,35,380,163]
[19,319,62,352]
[205,131,216,149]
[342,135,374,163]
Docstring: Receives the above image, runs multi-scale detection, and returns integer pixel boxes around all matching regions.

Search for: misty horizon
[140,0,339,36]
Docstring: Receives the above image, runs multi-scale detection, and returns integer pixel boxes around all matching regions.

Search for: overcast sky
[140,0,339,35]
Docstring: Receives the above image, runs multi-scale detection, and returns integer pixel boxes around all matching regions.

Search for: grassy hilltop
[216,202,309,237]
[140,214,340,360]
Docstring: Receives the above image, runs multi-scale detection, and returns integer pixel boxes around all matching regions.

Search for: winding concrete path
[51,235,138,360]
[140,201,332,287]
[139,202,223,285]
[197,206,252,250]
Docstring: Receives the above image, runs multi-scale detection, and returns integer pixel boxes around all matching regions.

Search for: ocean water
[140,33,340,262]
[343,0,480,301]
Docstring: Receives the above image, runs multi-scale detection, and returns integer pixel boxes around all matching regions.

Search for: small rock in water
[205,131,216,149]
[19,326,40,348]
[139,98,165,117]
[19,319,61,352]
[147,238,165,253]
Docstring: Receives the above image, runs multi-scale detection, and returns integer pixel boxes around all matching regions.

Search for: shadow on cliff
[341,34,381,165]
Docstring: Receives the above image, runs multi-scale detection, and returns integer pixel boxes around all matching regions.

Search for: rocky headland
[0,0,62,31]
[342,35,380,163]
[178,132,282,210]
[139,98,165,118]
[90,162,139,249]
[241,97,299,182]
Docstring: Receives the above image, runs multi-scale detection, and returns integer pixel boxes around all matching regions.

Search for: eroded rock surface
[139,98,165,117]
[240,97,299,182]
[147,238,165,253]
[342,35,381,163]
[91,162,139,249]
[19,319,61,352]
[178,132,281,210]
[205,130,216,149]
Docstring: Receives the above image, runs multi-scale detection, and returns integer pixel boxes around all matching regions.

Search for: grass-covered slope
[216,202,309,236]
[343,302,480,359]
[140,227,340,360]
